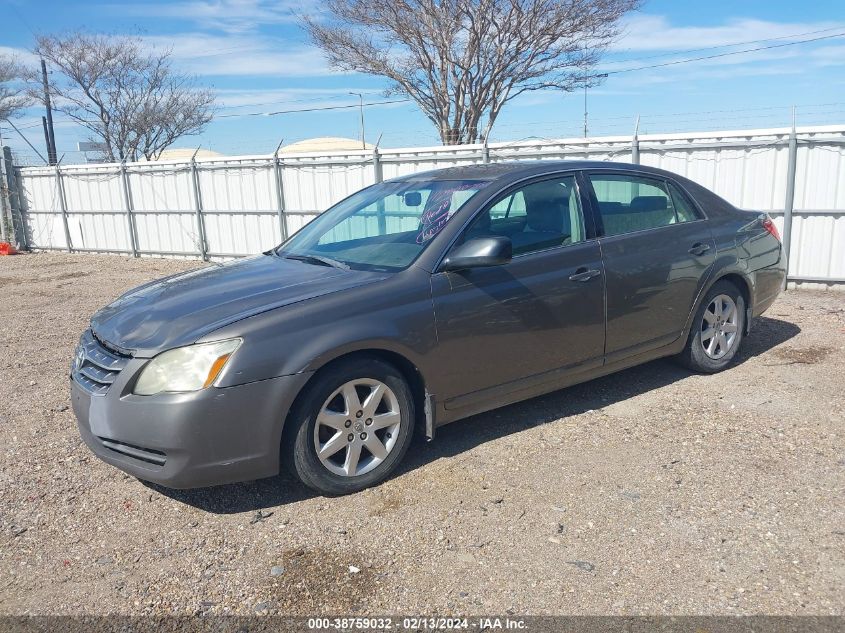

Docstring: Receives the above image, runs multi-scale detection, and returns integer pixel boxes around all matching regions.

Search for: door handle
[569,267,601,282]
[688,242,711,256]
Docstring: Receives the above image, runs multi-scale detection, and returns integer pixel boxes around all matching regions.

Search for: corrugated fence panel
[787,212,845,280]
[789,140,845,280]
[13,126,845,283]
[280,159,374,237]
[198,162,279,255]
[282,162,373,213]
[61,169,129,252]
[490,138,635,164]
[381,145,483,180]
[27,212,66,249]
[129,167,194,211]
[661,146,788,211]
[203,212,280,256]
[795,141,845,211]
[69,211,130,253]
[128,165,198,256]
[17,171,66,249]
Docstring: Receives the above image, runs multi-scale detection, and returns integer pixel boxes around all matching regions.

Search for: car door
[430,173,606,408]
[584,170,716,361]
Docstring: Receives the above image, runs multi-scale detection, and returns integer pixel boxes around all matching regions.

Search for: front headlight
[133,339,242,396]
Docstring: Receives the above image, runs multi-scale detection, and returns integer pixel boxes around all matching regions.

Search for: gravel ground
[0,252,843,616]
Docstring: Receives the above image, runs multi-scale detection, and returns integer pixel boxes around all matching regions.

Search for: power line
[211,29,845,125]
[4,119,47,164]
[494,102,845,130]
[176,44,267,60]
[217,92,379,111]
[600,30,845,76]
[0,121,44,131]
[216,98,412,119]
[12,98,413,128]
[609,24,845,65]
[6,22,845,155]
[8,3,36,37]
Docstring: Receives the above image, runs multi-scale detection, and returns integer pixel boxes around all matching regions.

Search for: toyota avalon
[70,161,786,495]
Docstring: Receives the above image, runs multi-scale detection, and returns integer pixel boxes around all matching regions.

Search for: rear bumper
[71,372,312,489]
[752,258,787,319]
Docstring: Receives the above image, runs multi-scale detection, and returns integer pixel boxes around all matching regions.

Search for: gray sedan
[70,161,785,495]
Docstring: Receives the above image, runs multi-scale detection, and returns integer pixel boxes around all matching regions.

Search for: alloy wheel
[313,378,402,477]
[700,293,739,360]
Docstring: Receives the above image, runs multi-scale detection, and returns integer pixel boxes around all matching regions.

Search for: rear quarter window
[668,182,702,222]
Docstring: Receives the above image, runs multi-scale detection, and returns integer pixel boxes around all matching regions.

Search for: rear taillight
[761,216,781,242]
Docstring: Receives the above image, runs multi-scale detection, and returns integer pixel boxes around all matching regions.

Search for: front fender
[204,267,439,389]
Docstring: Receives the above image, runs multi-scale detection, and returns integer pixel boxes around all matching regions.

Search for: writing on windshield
[278,179,483,271]
[416,181,481,244]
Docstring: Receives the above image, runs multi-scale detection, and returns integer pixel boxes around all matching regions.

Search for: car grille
[72,330,131,396]
[97,437,167,466]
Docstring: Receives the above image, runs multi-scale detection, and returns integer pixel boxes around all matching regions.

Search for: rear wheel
[283,358,415,496]
[677,280,746,373]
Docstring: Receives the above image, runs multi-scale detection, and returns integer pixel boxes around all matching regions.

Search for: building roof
[280,137,372,154]
[153,148,223,161]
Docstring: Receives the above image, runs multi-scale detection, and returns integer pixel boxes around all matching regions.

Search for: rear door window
[589,173,691,237]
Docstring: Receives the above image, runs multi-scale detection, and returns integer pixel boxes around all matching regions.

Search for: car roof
[392,160,677,184]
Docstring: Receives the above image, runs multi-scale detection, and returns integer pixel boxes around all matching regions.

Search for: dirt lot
[0,252,843,616]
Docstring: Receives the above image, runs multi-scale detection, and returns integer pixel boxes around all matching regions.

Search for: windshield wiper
[283,254,350,270]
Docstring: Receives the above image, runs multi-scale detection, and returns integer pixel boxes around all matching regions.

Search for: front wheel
[677,280,746,373]
[283,358,415,496]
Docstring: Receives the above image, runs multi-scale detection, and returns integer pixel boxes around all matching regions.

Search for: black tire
[283,357,415,496]
[677,280,746,373]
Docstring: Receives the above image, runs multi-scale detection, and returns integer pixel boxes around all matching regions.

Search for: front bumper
[71,370,312,489]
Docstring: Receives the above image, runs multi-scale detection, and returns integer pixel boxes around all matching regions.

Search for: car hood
[90,254,388,357]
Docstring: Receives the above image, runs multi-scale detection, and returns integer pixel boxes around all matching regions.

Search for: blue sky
[2,0,845,162]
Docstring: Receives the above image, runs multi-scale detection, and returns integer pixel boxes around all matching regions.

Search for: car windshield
[275,179,485,271]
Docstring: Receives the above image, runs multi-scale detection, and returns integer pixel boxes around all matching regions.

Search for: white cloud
[5,30,337,79]
[595,15,845,81]
[215,87,382,109]
[143,33,335,77]
[613,15,845,52]
[809,44,845,66]
[0,45,39,66]
[106,0,317,34]
[600,45,806,75]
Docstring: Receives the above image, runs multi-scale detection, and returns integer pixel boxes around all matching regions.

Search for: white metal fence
[3,125,845,286]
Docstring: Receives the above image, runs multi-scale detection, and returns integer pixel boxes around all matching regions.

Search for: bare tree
[304,0,639,144]
[33,33,215,161]
[0,55,31,121]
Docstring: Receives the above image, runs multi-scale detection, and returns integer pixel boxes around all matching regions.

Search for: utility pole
[781,105,798,290]
[583,73,608,138]
[349,92,366,149]
[583,83,588,138]
[40,58,57,165]
[41,117,51,162]
[0,125,6,244]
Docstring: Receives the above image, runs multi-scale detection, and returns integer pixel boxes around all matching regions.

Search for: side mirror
[403,191,422,206]
[441,236,513,272]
